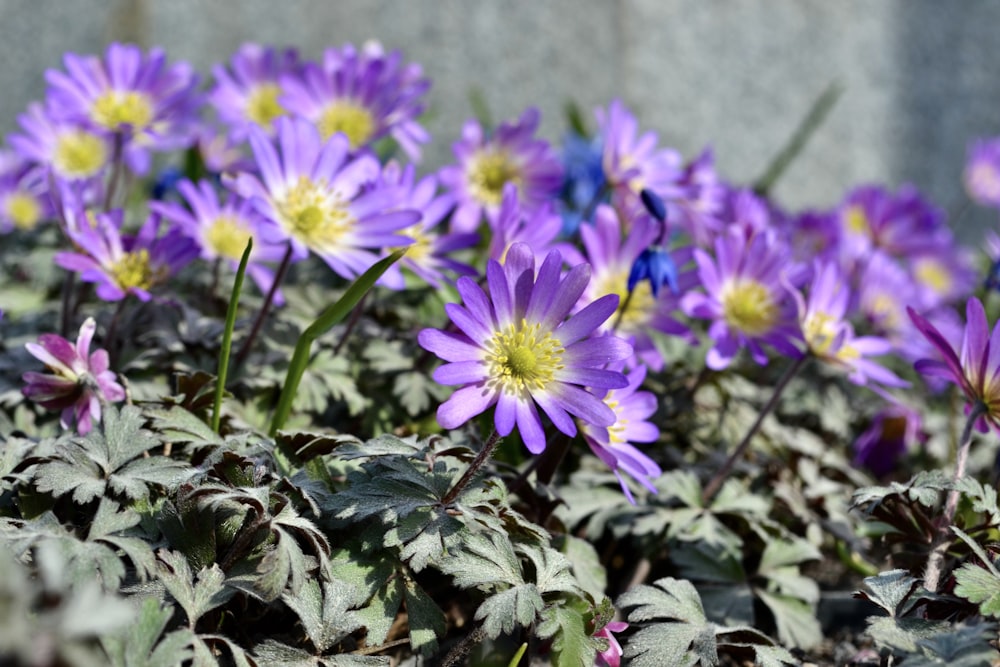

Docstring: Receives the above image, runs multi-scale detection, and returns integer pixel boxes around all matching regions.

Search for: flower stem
[701,354,808,505]
[442,430,502,505]
[234,242,293,371]
[103,132,125,212]
[611,290,634,333]
[923,400,988,593]
[212,239,252,434]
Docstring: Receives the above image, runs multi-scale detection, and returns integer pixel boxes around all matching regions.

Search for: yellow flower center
[868,293,902,331]
[396,224,433,264]
[91,90,154,132]
[913,258,952,295]
[721,279,778,336]
[485,320,565,396]
[605,396,628,444]
[467,150,521,207]
[276,177,353,253]
[109,249,161,291]
[317,101,376,149]
[53,130,108,178]
[844,205,871,237]
[245,83,285,129]
[592,269,655,334]
[205,216,254,260]
[803,311,840,357]
[5,193,42,230]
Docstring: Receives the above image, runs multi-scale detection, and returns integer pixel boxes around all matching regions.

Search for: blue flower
[627,245,678,297]
[558,131,605,235]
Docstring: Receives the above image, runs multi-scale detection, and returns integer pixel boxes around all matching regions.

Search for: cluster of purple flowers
[6,40,996,498]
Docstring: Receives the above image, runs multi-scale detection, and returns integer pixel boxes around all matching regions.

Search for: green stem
[701,354,808,504]
[212,239,252,434]
[442,430,501,505]
[103,131,125,212]
[924,400,988,593]
[268,249,406,441]
[234,243,294,371]
[752,81,843,197]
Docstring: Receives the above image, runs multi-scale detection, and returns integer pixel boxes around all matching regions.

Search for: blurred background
[1,0,998,240]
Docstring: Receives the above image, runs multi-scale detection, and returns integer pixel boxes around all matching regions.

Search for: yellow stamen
[844,205,870,237]
[467,150,521,207]
[721,279,778,336]
[396,224,432,264]
[109,249,162,291]
[485,319,565,396]
[6,193,42,230]
[53,130,108,178]
[205,216,254,260]
[276,177,353,253]
[245,83,285,129]
[592,269,655,334]
[605,396,628,444]
[913,258,952,296]
[91,90,154,131]
[317,101,376,148]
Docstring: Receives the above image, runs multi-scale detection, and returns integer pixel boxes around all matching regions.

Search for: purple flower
[486,183,566,262]
[668,147,725,247]
[280,41,430,160]
[837,185,947,265]
[9,102,111,182]
[582,365,661,503]
[55,208,198,302]
[440,107,564,233]
[22,317,125,434]
[44,42,201,174]
[208,43,301,140]
[0,153,52,233]
[908,297,1000,433]
[379,161,477,288]
[228,116,419,284]
[418,243,633,453]
[595,99,682,214]
[794,261,907,390]
[578,204,694,370]
[681,228,803,370]
[853,404,925,477]
[593,620,628,667]
[964,137,1000,208]
[151,179,287,298]
[908,245,978,312]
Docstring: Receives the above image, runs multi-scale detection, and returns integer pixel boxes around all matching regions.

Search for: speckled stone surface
[0,0,998,239]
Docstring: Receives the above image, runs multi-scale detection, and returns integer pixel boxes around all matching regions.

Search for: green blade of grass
[212,238,252,433]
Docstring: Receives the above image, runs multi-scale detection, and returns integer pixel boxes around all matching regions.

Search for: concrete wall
[1,0,998,240]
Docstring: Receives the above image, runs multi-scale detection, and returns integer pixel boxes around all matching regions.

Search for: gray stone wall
[1,0,998,240]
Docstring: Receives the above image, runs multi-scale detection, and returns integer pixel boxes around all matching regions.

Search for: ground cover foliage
[2,40,1000,667]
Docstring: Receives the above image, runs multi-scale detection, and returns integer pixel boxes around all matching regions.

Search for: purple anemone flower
[379,162,477,289]
[280,41,430,160]
[578,204,694,370]
[440,107,564,233]
[837,185,948,266]
[794,261,907,390]
[681,227,803,370]
[9,102,111,183]
[965,137,1000,208]
[44,42,202,174]
[852,404,925,477]
[55,208,198,302]
[908,297,1000,433]
[486,183,567,263]
[208,43,301,141]
[227,116,419,285]
[22,317,125,434]
[418,242,633,453]
[151,179,287,298]
[582,365,662,503]
[0,153,52,234]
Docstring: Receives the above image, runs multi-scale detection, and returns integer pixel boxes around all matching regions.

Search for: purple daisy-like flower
[151,179,287,297]
[44,42,201,174]
[908,243,978,312]
[228,116,419,283]
[440,107,564,233]
[681,227,803,370]
[0,153,53,234]
[794,261,907,390]
[578,204,695,370]
[280,41,430,160]
[668,147,725,247]
[22,317,125,434]
[418,242,633,453]
[379,161,476,288]
[837,185,948,265]
[964,137,1000,208]
[595,99,682,214]
[852,404,925,477]
[908,297,1000,432]
[55,208,198,302]
[208,43,301,141]
[582,365,661,503]
[487,183,567,263]
[9,102,111,183]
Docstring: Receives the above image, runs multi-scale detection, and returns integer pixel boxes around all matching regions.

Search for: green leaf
[755,589,822,650]
[618,577,708,626]
[403,577,446,654]
[757,537,821,574]
[437,530,523,589]
[953,562,1000,617]
[554,534,608,601]
[101,597,192,667]
[865,616,948,653]
[157,549,233,628]
[621,624,711,667]
[281,578,363,653]
[857,569,923,617]
[476,584,545,639]
[909,622,999,666]
[537,604,598,667]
